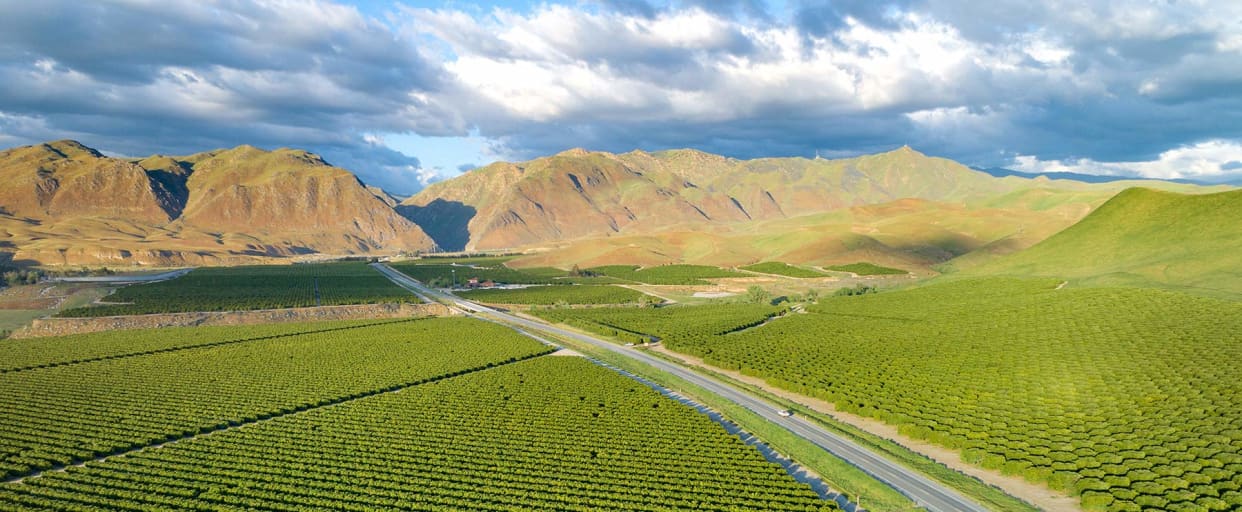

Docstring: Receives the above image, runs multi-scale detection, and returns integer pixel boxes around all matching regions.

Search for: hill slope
[404,147,1224,270]
[401,146,1022,252]
[0,141,436,266]
[970,187,1242,297]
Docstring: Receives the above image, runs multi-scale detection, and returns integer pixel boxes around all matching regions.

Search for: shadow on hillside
[397,199,476,252]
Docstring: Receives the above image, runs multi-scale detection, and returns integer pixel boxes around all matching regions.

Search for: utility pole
[451,269,456,289]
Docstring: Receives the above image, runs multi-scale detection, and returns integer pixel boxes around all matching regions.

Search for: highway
[373,263,992,512]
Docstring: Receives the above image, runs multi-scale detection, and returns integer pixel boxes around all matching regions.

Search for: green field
[0,319,396,372]
[57,263,414,317]
[823,262,908,276]
[970,187,1242,299]
[457,285,653,305]
[532,303,788,344]
[741,262,829,278]
[389,261,560,285]
[602,278,1241,511]
[412,255,519,266]
[0,319,840,510]
[587,264,749,285]
[0,318,551,479]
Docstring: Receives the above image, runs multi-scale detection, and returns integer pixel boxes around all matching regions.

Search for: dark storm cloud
[0,0,456,195]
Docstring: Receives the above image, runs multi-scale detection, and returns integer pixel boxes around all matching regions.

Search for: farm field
[0,326,838,510]
[457,285,654,305]
[389,261,560,285]
[532,303,788,345]
[579,278,1242,511]
[0,318,552,479]
[823,262,908,276]
[0,319,394,372]
[586,264,750,285]
[741,262,829,278]
[57,262,414,317]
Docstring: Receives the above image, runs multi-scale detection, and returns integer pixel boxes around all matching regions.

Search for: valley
[1,140,1237,512]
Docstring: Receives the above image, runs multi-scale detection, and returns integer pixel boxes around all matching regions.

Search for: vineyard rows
[388,262,561,285]
[740,262,829,278]
[533,304,788,345]
[0,319,391,372]
[58,263,416,317]
[585,278,1241,511]
[0,318,551,479]
[0,348,836,510]
[822,262,907,276]
[585,265,748,285]
[457,285,653,305]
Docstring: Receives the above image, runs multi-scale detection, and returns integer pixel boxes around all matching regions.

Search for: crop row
[0,318,551,479]
[532,303,788,344]
[58,262,415,317]
[457,285,653,305]
[388,262,561,285]
[0,357,836,511]
[741,262,829,278]
[652,278,1241,511]
[586,264,748,285]
[0,319,391,372]
[822,262,907,275]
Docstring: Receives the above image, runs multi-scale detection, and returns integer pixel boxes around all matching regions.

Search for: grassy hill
[969,187,1242,298]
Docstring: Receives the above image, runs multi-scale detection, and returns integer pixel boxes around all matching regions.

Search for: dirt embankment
[12,303,456,338]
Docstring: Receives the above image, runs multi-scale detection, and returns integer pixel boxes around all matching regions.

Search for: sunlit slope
[971,187,1242,297]
[0,140,436,265]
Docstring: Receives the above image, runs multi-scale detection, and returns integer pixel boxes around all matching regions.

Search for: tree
[805,288,820,303]
[746,285,772,305]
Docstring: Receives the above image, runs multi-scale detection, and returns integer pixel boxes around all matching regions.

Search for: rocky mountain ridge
[0,140,435,266]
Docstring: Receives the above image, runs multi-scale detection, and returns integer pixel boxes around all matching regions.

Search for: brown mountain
[400,146,1025,252]
[401,147,1225,269]
[0,141,436,266]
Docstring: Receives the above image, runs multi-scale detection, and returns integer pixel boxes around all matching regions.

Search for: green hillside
[972,187,1242,298]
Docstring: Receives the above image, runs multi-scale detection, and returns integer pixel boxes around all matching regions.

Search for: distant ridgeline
[0,140,1232,276]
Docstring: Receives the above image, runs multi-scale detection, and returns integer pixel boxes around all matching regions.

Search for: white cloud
[413,5,1092,128]
[1011,140,1242,180]
[2,0,1241,193]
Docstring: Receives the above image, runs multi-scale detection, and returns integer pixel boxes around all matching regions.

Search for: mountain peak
[888,145,925,157]
[556,147,593,158]
[41,140,104,160]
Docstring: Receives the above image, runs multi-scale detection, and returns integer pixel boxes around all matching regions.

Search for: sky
[0,0,1240,195]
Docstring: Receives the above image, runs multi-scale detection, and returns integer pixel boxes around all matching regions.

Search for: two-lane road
[374,264,992,512]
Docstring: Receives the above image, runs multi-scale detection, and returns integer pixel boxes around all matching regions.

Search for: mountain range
[0,140,434,266]
[0,140,1232,274]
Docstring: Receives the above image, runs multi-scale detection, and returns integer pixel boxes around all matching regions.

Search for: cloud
[0,0,457,195]
[1,0,1241,194]
[1011,140,1242,181]
[410,1,1242,176]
